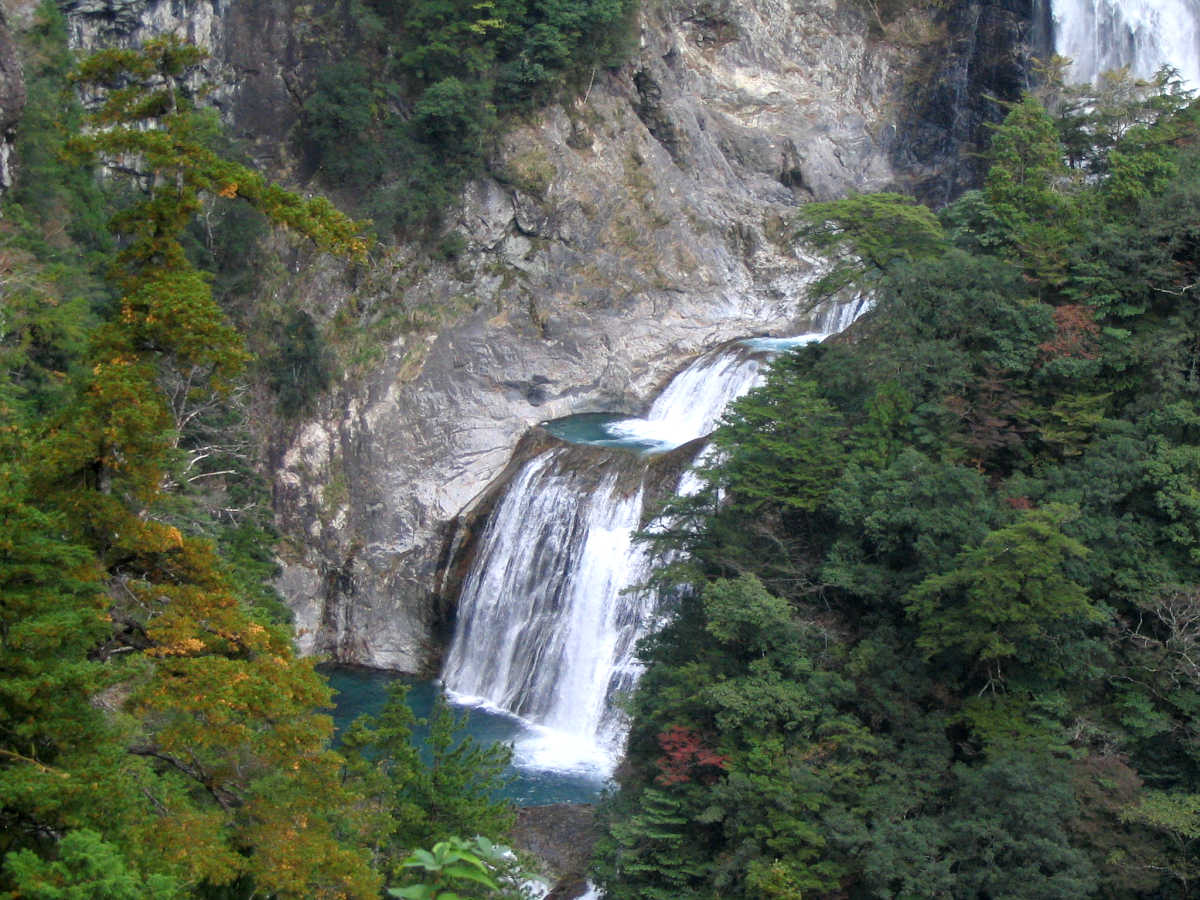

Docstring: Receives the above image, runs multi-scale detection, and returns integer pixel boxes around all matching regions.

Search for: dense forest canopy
[595,66,1200,899]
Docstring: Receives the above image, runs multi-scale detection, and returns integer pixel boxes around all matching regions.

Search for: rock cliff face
[48,0,1036,671]
[275,0,906,671]
[0,7,25,190]
[891,0,1046,203]
[57,0,322,174]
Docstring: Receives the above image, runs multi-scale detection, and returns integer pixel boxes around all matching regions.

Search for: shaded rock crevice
[889,0,1045,205]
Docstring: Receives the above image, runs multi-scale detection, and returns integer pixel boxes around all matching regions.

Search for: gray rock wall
[275,0,903,671]
[45,0,1034,671]
[0,7,25,191]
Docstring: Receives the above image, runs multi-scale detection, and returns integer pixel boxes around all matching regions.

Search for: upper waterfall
[602,344,776,452]
[1052,0,1200,88]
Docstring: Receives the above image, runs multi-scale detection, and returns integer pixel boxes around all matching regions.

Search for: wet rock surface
[512,803,597,892]
[891,0,1043,204]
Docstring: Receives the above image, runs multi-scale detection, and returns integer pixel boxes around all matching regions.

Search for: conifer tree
[3,37,378,898]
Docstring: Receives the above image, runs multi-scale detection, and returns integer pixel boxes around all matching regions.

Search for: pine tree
[4,38,379,898]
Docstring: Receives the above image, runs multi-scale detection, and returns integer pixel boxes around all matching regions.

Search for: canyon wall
[13,0,1038,670]
[274,0,906,671]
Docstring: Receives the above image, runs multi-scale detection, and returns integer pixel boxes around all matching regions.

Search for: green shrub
[303,61,384,189]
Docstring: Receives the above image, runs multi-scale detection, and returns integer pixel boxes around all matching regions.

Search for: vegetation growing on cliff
[596,70,1200,899]
[300,0,636,233]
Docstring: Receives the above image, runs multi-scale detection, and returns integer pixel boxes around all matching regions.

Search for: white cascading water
[1052,0,1200,89]
[442,346,775,772]
[443,299,869,774]
[442,453,656,770]
[604,294,870,451]
[603,345,770,451]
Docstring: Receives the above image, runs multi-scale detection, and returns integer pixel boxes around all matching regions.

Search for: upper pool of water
[540,412,665,453]
[541,334,826,454]
[739,332,826,352]
[325,666,610,807]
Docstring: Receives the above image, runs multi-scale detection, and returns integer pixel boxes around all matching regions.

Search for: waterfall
[1052,0,1200,89]
[443,300,869,774]
[602,344,772,451]
[442,344,774,772]
[442,450,658,770]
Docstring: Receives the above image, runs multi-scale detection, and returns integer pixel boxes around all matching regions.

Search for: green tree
[1119,789,1200,895]
[906,504,1104,693]
[4,38,378,899]
[0,455,128,863]
[793,191,946,299]
[302,61,383,189]
[940,754,1098,899]
[984,95,1079,286]
[5,829,182,900]
[341,685,514,882]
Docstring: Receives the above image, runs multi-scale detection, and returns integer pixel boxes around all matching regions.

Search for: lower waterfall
[442,450,656,770]
[443,308,866,775]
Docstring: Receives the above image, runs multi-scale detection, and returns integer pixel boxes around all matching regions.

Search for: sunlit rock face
[54,0,1035,670]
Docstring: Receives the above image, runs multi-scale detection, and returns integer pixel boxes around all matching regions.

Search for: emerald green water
[540,412,663,453]
[324,666,610,806]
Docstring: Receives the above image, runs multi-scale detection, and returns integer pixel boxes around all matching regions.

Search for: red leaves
[1039,304,1100,362]
[654,727,728,786]
[944,366,1035,472]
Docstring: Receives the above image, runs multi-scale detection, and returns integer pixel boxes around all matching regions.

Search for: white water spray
[602,345,770,451]
[1052,0,1200,89]
[442,453,657,771]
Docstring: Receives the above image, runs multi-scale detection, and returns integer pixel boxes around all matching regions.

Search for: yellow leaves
[90,353,136,377]
[148,637,207,657]
[217,182,238,198]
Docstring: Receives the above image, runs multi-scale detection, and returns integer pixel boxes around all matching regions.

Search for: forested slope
[597,69,1200,899]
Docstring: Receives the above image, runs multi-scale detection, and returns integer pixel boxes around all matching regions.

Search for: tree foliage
[299,0,635,233]
[0,37,385,899]
[598,81,1200,899]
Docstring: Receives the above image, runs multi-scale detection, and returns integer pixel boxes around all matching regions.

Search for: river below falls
[324,665,610,806]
